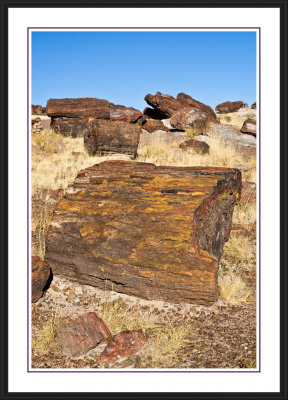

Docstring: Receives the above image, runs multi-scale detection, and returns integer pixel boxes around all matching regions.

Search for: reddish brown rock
[46,98,111,119]
[142,119,170,133]
[32,105,46,115]
[55,312,112,357]
[143,107,167,120]
[251,102,256,109]
[84,120,141,157]
[240,118,256,136]
[109,105,142,123]
[215,101,244,114]
[51,117,92,137]
[179,139,210,154]
[177,93,217,122]
[99,330,147,364]
[45,161,241,305]
[170,108,210,134]
[32,256,51,303]
[144,92,182,118]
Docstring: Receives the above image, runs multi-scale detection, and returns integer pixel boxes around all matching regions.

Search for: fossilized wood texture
[170,108,210,134]
[176,93,217,123]
[144,92,182,118]
[109,105,142,123]
[45,161,241,305]
[215,101,244,114]
[32,256,51,303]
[84,120,141,157]
[46,98,111,118]
[51,117,92,138]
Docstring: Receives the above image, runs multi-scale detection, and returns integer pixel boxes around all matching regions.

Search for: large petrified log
[46,98,111,119]
[144,92,182,118]
[45,161,241,305]
[215,101,244,114]
[84,120,141,157]
[176,93,217,122]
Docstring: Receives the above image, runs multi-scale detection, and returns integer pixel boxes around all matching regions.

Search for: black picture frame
[0,1,287,399]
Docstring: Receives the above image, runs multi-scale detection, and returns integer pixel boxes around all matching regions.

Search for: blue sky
[32,31,256,111]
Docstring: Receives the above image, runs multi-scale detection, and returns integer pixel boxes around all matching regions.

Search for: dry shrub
[32,129,65,153]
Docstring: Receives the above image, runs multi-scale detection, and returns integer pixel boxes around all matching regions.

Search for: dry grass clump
[32,190,55,259]
[218,272,251,305]
[32,129,65,154]
[32,311,62,353]
[185,127,198,138]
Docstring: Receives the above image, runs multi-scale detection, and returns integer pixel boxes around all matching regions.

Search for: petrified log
[109,104,142,123]
[144,92,182,118]
[179,139,210,154]
[99,330,147,365]
[143,107,168,120]
[51,117,92,137]
[32,256,51,303]
[240,118,256,136]
[170,108,210,134]
[141,119,170,133]
[46,98,111,119]
[251,102,256,109]
[177,93,217,122]
[45,161,241,305]
[84,120,141,157]
[32,105,46,115]
[215,101,244,114]
[55,312,112,357]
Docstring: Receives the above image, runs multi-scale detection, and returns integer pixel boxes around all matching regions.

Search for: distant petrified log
[32,105,46,115]
[215,101,244,114]
[170,108,210,134]
[144,92,182,118]
[240,118,256,136]
[179,139,210,154]
[46,98,111,119]
[177,93,217,122]
[109,104,142,123]
[143,107,168,120]
[141,119,170,133]
[251,102,256,109]
[32,256,51,303]
[45,161,241,305]
[51,117,92,137]
[84,120,141,157]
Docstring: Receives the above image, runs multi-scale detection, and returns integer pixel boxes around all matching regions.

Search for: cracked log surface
[45,161,241,304]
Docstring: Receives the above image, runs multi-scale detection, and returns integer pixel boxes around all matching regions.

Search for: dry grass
[216,110,256,130]
[138,133,255,170]
[218,272,251,305]
[32,311,62,353]
[99,288,191,367]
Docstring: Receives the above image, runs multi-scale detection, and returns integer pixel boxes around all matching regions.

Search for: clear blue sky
[32,31,256,111]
